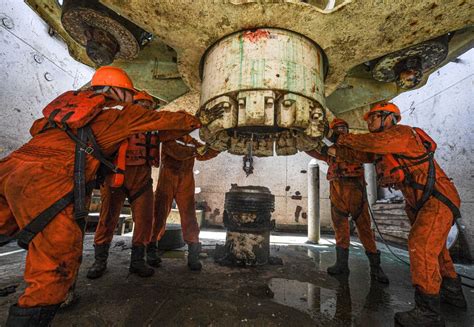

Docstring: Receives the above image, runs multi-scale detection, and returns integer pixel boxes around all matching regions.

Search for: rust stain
[243,29,270,43]
[294,205,303,222]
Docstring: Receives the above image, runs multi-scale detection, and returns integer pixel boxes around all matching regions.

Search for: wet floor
[1,232,473,326]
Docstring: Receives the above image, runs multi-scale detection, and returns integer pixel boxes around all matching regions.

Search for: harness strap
[410,182,461,221]
[73,127,88,221]
[128,179,153,204]
[12,181,95,249]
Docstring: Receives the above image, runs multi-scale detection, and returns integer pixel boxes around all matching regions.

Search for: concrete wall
[0,1,93,158]
[194,151,333,231]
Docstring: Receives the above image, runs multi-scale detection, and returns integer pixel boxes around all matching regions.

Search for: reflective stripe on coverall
[306,150,377,253]
[0,103,199,307]
[336,124,460,295]
[151,135,219,244]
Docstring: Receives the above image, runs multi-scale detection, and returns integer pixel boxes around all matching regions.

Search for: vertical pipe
[307,160,320,244]
[364,163,377,206]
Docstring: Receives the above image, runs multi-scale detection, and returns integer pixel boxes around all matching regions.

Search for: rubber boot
[440,275,467,309]
[146,242,162,268]
[86,243,110,279]
[327,246,349,275]
[129,245,155,277]
[366,250,389,284]
[394,288,445,327]
[187,242,202,271]
[6,304,60,327]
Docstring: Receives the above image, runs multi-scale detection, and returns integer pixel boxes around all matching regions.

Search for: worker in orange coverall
[87,91,161,279]
[307,118,388,284]
[146,135,219,271]
[323,102,466,327]
[0,66,200,326]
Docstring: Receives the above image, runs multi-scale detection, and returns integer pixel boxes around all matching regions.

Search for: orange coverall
[335,124,460,295]
[307,151,377,253]
[0,101,199,307]
[94,132,159,247]
[150,136,218,244]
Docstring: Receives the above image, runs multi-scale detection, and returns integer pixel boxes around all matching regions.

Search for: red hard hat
[329,118,349,129]
[91,66,135,92]
[133,90,154,102]
[364,102,401,122]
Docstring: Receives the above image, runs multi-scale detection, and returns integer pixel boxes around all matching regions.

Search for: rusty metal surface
[25,0,474,127]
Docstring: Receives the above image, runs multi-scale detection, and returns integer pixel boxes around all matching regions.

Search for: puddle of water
[268,278,354,326]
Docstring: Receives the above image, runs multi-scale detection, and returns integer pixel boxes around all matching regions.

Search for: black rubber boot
[394,288,445,327]
[327,246,349,275]
[6,303,60,327]
[440,275,467,309]
[129,245,155,277]
[366,250,389,284]
[187,242,202,271]
[146,242,162,268]
[86,243,110,279]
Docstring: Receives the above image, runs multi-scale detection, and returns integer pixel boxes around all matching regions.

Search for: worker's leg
[354,203,389,283]
[94,184,126,245]
[439,229,466,309]
[126,165,154,277]
[21,204,82,306]
[395,198,453,326]
[408,199,453,295]
[87,184,126,279]
[0,195,18,242]
[175,171,199,245]
[127,166,154,247]
[150,167,176,243]
[175,171,201,270]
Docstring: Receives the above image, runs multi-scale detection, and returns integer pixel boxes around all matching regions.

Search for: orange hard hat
[364,102,401,122]
[329,118,348,129]
[133,90,154,102]
[91,66,134,92]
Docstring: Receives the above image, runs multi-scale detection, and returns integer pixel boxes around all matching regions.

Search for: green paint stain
[239,34,244,89]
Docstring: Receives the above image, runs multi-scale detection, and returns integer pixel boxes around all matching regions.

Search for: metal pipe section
[307,160,320,244]
[364,163,377,206]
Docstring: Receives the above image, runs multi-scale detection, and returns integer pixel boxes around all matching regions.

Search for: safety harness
[375,127,461,220]
[2,91,125,249]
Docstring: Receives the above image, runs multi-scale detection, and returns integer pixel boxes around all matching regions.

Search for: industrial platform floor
[1,231,473,326]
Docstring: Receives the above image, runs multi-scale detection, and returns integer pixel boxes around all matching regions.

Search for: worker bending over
[307,118,388,284]
[87,91,161,279]
[0,66,200,326]
[324,102,466,327]
[146,135,219,271]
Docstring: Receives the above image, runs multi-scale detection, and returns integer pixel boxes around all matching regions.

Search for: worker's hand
[327,146,336,157]
[199,107,225,125]
[196,145,207,156]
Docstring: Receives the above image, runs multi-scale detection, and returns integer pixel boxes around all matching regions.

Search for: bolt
[283,100,293,107]
[33,53,44,64]
[44,72,53,81]
[222,102,230,108]
[266,98,274,104]
[238,99,245,106]
[1,16,14,29]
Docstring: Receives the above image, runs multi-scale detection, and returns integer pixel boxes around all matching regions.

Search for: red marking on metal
[243,30,270,43]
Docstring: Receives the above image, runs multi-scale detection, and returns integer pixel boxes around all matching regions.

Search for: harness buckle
[83,146,94,154]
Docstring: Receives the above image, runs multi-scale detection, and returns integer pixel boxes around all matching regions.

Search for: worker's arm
[333,146,375,163]
[162,139,197,161]
[196,147,220,161]
[124,105,201,135]
[336,125,413,155]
